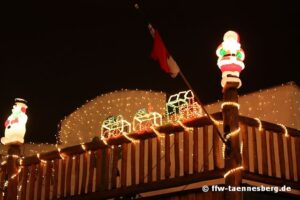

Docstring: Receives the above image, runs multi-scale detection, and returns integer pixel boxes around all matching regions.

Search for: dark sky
[0,0,299,143]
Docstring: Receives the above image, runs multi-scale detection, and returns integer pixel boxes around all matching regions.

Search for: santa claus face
[222,39,241,52]
[222,31,241,52]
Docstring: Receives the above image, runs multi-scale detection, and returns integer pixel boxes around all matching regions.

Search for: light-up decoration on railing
[179,90,203,120]
[100,115,131,141]
[166,90,203,122]
[278,123,289,137]
[224,166,244,178]
[216,30,245,88]
[133,108,162,132]
[254,118,263,131]
[166,91,188,122]
[1,98,28,145]
[221,102,240,110]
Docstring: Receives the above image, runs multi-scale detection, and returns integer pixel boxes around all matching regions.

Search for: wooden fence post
[223,82,242,200]
[7,143,21,200]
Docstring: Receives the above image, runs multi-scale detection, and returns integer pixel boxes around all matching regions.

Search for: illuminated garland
[224,166,244,178]
[254,118,263,131]
[221,101,241,159]
[209,115,223,126]
[151,126,165,137]
[278,123,289,137]
[177,120,193,132]
[240,142,243,155]
[221,102,240,110]
[123,132,139,143]
[225,127,241,140]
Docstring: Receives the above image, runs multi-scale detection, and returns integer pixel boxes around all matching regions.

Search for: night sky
[0,0,299,143]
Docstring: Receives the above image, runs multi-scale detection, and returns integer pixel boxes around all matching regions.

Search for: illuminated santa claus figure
[1,98,28,145]
[216,30,245,88]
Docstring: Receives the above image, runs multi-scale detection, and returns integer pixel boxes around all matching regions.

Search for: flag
[150,29,180,78]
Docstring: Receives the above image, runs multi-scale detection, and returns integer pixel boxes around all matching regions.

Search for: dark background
[0,0,299,143]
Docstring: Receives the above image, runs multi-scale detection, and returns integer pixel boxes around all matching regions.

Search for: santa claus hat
[223,30,240,42]
[15,98,28,105]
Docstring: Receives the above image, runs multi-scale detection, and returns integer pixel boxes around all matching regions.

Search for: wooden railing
[0,113,299,200]
[239,116,300,189]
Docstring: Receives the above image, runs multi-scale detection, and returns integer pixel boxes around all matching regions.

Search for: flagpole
[179,71,226,143]
[134,2,225,143]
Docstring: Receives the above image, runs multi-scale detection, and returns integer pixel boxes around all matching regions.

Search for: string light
[11,155,20,159]
[40,160,47,165]
[123,132,139,144]
[225,127,240,140]
[151,126,165,138]
[102,139,108,146]
[222,143,226,159]
[222,127,241,159]
[254,118,263,131]
[278,123,289,137]
[59,90,166,146]
[240,142,243,155]
[177,120,193,132]
[11,167,23,180]
[209,115,223,126]
[80,143,86,151]
[224,166,244,178]
[221,102,240,110]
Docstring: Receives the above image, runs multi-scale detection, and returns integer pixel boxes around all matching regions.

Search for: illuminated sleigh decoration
[133,108,162,132]
[166,90,203,122]
[101,115,131,140]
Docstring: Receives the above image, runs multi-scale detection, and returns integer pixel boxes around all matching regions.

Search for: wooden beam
[261,130,268,176]
[193,128,199,173]
[252,127,258,173]
[156,137,161,181]
[87,151,95,193]
[183,130,189,175]
[277,134,286,179]
[74,155,80,195]
[20,166,28,200]
[7,144,21,200]
[56,169,225,200]
[131,143,136,185]
[243,172,300,189]
[174,133,180,177]
[269,132,276,177]
[241,124,249,171]
[147,139,153,183]
[52,159,59,198]
[66,156,74,196]
[121,144,128,187]
[44,161,52,200]
[222,81,242,200]
[165,134,171,179]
